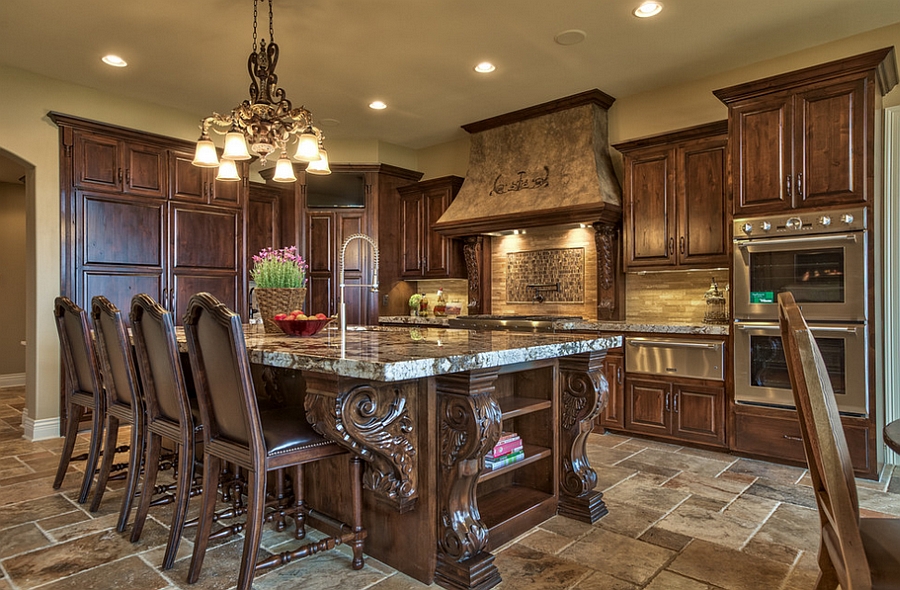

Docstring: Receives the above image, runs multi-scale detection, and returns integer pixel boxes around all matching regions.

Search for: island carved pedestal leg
[558,350,609,522]
[434,369,503,590]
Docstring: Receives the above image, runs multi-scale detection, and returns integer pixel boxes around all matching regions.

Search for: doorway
[0,151,27,387]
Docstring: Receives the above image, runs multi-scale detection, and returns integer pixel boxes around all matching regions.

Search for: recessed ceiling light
[554,30,586,46]
[101,54,127,67]
[633,1,663,18]
[319,118,341,127]
[474,61,496,73]
[369,101,387,110]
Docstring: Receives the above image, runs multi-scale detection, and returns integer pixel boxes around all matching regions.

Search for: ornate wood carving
[593,220,623,321]
[434,369,502,590]
[304,375,418,513]
[557,351,609,523]
[463,236,485,314]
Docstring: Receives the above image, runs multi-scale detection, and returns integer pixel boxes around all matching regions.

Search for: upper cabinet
[615,121,729,271]
[714,47,899,216]
[169,149,245,209]
[72,129,167,198]
[397,175,466,279]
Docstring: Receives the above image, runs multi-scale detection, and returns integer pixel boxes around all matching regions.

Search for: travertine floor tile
[559,527,675,585]
[35,555,170,590]
[644,570,722,589]
[492,544,593,590]
[593,499,666,538]
[668,539,790,590]
[605,472,691,514]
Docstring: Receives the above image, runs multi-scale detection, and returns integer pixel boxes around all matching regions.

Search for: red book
[488,436,522,459]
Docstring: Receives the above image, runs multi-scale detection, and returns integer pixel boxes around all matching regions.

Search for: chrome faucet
[339,233,380,336]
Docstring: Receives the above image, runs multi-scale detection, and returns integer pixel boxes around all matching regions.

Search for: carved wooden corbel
[593,220,622,321]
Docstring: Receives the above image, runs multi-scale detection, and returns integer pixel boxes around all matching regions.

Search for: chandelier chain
[252,0,258,53]
[268,0,274,43]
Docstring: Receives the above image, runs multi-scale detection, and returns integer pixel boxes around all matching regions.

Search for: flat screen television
[306,172,366,208]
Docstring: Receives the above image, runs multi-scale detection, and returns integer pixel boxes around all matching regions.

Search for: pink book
[488,437,523,458]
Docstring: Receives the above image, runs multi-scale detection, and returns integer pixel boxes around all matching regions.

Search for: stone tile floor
[1,384,898,590]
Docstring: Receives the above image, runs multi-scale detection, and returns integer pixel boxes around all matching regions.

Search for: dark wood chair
[88,295,144,529]
[52,296,105,504]
[129,293,200,569]
[183,292,365,590]
[778,291,900,589]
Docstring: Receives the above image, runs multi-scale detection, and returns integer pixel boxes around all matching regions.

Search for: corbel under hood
[433,90,622,237]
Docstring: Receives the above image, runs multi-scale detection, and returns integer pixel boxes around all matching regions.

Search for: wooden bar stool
[779,291,900,589]
[89,295,145,530]
[183,292,365,590]
[52,296,106,504]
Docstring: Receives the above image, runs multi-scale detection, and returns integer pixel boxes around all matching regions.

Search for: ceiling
[0,0,898,157]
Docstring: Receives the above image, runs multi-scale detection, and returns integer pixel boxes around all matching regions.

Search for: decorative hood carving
[433,90,622,237]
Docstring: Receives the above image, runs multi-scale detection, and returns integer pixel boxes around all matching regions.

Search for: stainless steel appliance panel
[625,337,724,381]
[733,321,868,416]
[732,207,867,322]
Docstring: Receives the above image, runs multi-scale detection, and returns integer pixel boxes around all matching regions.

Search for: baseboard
[0,373,25,388]
[22,409,60,441]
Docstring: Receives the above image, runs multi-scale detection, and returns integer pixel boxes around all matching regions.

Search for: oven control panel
[734,206,866,238]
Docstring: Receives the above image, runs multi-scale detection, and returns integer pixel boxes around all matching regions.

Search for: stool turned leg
[350,455,365,570]
[293,465,306,540]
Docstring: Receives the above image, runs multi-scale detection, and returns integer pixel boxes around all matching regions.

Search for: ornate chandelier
[191,0,330,182]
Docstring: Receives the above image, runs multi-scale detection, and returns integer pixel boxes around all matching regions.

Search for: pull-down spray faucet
[338,233,380,337]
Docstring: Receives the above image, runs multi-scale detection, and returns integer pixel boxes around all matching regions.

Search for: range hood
[433,90,622,237]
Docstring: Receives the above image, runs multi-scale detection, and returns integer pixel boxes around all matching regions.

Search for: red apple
[274,313,288,321]
[315,313,327,319]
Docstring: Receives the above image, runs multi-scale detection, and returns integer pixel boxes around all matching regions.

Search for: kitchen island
[241,324,620,590]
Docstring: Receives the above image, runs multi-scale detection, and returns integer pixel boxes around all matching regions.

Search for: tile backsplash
[625,269,729,324]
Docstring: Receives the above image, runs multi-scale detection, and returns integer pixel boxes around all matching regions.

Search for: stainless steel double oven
[732,206,869,416]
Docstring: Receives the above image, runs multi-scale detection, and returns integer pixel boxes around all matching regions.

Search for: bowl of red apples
[271,310,336,336]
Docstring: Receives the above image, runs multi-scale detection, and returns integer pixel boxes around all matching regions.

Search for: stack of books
[485,431,525,470]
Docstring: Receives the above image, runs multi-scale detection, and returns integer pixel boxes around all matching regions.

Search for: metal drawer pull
[628,340,721,350]
[735,323,857,334]
[783,434,803,442]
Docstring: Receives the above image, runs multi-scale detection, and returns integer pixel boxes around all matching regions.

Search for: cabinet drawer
[733,410,872,475]
[625,337,724,381]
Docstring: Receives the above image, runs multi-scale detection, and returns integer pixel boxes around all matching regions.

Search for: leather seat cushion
[260,407,334,456]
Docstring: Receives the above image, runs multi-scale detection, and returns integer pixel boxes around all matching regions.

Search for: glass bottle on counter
[419,293,429,316]
[434,287,447,316]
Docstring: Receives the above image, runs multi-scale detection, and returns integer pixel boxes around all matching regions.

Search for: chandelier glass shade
[192,0,329,180]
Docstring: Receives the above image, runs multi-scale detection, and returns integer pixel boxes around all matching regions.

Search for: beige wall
[1,23,898,431]
[0,181,26,377]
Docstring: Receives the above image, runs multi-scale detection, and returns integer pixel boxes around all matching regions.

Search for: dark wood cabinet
[72,129,167,198]
[615,121,728,271]
[397,176,466,279]
[714,47,898,215]
[625,375,726,448]
[169,149,245,209]
[53,113,246,324]
[597,346,624,430]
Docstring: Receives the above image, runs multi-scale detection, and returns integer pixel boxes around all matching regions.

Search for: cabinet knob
[664,392,671,412]
[117,168,123,183]
[796,173,803,198]
[668,237,674,255]
[785,174,792,198]
[673,393,679,413]
[679,236,685,255]
[616,366,623,385]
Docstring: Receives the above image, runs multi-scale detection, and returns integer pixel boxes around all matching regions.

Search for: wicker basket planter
[255,287,307,334]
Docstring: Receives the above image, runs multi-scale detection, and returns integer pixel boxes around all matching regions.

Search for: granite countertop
[379,316,729,336]
[243,324,621,382]
[555,319,730,336]
[378,315,451,327]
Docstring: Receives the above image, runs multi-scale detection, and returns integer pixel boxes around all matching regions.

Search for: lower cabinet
[597,347,625,430]
[624,375,726,448]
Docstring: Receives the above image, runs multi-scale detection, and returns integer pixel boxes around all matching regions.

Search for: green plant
[250,246,308,288]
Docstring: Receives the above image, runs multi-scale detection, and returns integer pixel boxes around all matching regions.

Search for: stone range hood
[433,89,623,237]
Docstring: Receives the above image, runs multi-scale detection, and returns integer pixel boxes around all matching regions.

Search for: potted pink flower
[251,246,308,333]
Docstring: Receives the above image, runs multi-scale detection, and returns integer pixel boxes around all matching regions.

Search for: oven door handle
[734,233,859,248]
[627,339,722,350]
[735,322,859,334]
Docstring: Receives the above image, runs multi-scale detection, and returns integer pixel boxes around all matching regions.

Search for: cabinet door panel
[424,189,450,276]
[171,206,239,269]
[400,193,424,277]
[673,383,725,446]
[82,195,164,266]
[732,96,792,214]
[306,214,334,273]
[796,77,867,207]
[74,132,120,191]
[210,177,244,208]
[83,271,163,318]
[247,188,281,262]
[598,351,625,430]
[677,137,728,266]
[338,213,367,275]
[625,149,675,267]
[625,377,670,435]
[171,273,238,321]
[124,144,166,197]
[169,151,206,202]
